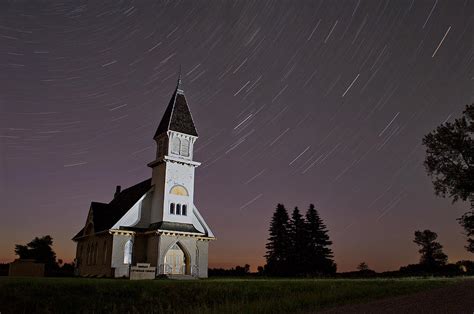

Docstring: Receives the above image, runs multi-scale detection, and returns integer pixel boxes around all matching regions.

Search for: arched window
[172,137,181,154]
[170,185,188,196]
[124,239,133,265]
[182,205,187,216]
[180,139,189,156]
[176,204,181,215]
[170,203,175,214]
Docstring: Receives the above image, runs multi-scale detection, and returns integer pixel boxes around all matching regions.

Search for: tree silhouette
[357,262,369,272]
[14,235,58,273]
[288,207,308,275]
[423,104,473,252]
[265,204,291,276]
[423,104,473,203]
[413,230,448,269]
[305,204,336,275]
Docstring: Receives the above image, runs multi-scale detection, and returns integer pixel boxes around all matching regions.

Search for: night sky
[1,1,472,272]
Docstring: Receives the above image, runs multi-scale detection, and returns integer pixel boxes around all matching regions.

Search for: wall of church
[146,234,159,267]
[157,234,210,277]
[151,164,166,223]
[157,234,195,276]
[162,161,196,224]
[111,233,134,278]
[132,234,148,264]
[75,233,113,277]
[196,240,209,278]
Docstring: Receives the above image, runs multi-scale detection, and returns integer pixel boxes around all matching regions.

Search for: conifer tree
[288,207,308,275]
[305,204,336,275]
[265,203,290,276]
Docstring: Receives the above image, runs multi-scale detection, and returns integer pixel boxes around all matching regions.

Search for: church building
[72,78,215,278]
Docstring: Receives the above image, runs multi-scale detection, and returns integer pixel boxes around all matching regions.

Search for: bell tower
[148,77,200,224]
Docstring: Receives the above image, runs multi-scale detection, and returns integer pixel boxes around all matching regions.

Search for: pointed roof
[154,78,198,138]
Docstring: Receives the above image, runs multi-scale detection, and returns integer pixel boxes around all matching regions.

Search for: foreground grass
[0,276,468,313]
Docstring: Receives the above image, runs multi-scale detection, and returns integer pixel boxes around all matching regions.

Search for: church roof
[118,221,204,235]
[72,178,212,240]
[151,221,203,234]
[154,81,198,138]
[72,178,152,240]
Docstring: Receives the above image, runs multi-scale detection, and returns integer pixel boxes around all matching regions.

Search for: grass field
[0,276,468,313]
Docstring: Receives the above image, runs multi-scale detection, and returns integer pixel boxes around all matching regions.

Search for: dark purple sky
[1,1,472,271]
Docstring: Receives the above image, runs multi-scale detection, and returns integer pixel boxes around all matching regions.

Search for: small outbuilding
[8,259,45,277]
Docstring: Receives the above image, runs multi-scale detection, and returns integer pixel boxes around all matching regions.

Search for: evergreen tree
[288,207,308,276]
[265,203,291,276]
[413,230,448,269]
[305,204,336,275]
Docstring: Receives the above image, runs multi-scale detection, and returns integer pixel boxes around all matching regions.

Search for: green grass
[0,276,468,313]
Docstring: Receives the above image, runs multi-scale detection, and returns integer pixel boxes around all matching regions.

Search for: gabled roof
[107,178,152,227]
[154,81,198,138]
[72,178,152,240]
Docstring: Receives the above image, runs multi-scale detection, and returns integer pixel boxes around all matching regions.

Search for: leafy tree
[423,104,473,252]
[422,104,473,203]
[357,262,369,272]
[265,204,291,276]
[288,207,308,275]
[14,235,58,274]
[413,230,448,269]
[305,204,336,275]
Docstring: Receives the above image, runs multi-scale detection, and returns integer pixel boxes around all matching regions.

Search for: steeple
[153,73,198,138]
[177,65,183,94]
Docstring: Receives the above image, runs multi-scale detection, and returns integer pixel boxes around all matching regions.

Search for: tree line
[265,204,336,276]
[7,105,472,279]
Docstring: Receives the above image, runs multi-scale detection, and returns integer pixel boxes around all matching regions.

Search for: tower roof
[154,79,198,138]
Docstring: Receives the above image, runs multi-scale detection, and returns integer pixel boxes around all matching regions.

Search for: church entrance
[164,243,187,274]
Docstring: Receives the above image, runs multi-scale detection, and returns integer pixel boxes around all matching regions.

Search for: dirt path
[321,279,474,314]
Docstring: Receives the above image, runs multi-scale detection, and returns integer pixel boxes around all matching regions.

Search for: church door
[164,243,185,274]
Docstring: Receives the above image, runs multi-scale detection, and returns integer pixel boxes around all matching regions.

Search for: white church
[72,78,215,278]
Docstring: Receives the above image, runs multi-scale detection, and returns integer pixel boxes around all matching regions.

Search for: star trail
[0,0,472,271]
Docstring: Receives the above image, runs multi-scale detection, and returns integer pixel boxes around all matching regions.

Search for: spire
[177,65,184,94]
[153,69,198,138]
